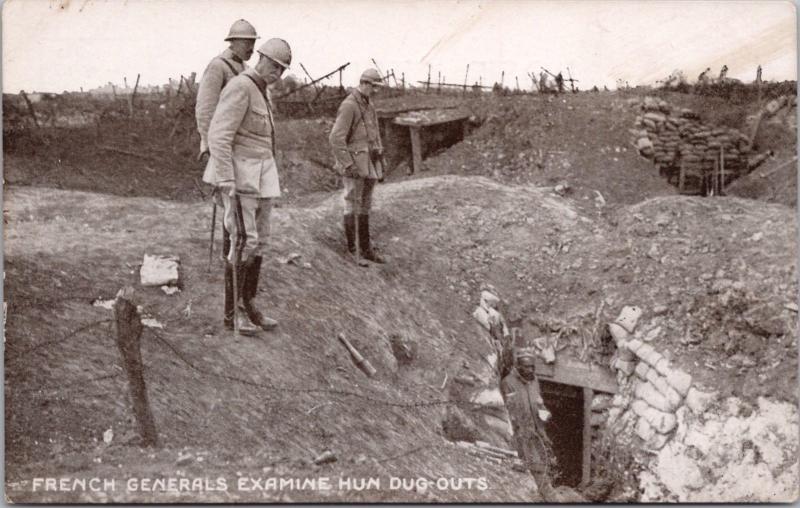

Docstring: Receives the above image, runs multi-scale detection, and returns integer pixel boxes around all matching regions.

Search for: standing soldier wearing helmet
[204,38,292,336]
[329,68,386,264]
[196,19,259,162]
[196,19,258,331]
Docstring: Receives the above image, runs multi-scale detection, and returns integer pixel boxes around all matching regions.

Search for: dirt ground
[3,88,797,502]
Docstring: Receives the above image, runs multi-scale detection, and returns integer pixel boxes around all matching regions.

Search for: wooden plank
[409,126,423,175]
[582,387,593,487]
[678,161,686,192]
[534,357,617,394]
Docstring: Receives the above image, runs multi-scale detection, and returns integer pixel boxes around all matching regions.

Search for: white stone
[654,356,672,376]
[685,387,716,415]
[636,416,655,442]
[626,338,644,352]
[140,254,180,286]
[635,362,650,380]
[615,305,643,332]
[472,306,491,331]
[636,381,673,413]
[635,343,655,361]
[666,369,693,397]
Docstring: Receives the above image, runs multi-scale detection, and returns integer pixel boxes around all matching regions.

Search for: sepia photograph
[2,0,798,503]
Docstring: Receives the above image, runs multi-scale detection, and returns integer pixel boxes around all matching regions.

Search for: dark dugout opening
[540,380,585,488]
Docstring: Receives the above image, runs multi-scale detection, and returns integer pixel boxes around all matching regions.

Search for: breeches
[342,177,376,214]
[222,193,273,262]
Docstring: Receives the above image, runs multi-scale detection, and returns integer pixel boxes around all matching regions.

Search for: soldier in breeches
[196,19,258,328]
[329,68,386,264]
[204,38,292,336]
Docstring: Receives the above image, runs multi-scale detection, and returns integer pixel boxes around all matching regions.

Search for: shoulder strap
[217,57,240,76]
[243,74,276,157]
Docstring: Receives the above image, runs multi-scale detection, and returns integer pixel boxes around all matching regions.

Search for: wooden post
[19,91,40,129]
[463,64,470,96]
[501,70,505,87]
[409,126,423,174]
[678,161,686,192]
[129,73,140,117]
[114,286,158,447]
[426,64,431,91]
[720,147,725,195]
[338,68,343,91]
[437,71,441,94]
[401,72,405,90]
[515,76,520,91]
[582,387,593,487]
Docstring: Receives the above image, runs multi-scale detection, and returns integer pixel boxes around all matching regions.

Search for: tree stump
[114,286,158,447]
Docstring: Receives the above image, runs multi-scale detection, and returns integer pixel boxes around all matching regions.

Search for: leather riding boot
[223,262,235,330]
[221,225,231,262]
[358,214,385,263]
[343,213,356,254]
[235,260,259,336]
[243,255,278,331]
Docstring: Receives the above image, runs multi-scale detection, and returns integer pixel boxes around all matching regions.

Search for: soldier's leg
[358,179,384,263]
[342,177,358,253]
[220,193,235,329]
[243,198,277,330]
[230,194,259,335]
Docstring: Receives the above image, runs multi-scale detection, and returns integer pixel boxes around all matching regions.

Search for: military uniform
[196,48,247,154]
[329,75,385,262]
[205,67,280,332]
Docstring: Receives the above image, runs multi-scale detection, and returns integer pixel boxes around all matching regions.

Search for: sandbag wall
[631,97,752,194]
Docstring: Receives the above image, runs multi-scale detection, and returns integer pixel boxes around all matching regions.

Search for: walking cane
[231,195,247,336]
[207,189,218,272]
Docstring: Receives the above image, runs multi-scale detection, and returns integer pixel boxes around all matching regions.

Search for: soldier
[196,19,258,329]
[329,68,386,264]
[196,19,259,162]
[203,38,292,335]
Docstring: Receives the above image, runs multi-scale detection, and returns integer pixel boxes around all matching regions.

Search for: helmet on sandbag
[257,38,292,69]
[225,19,259,41]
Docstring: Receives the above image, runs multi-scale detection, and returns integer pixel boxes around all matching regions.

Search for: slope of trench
[4,182,548,503]
[5,171,797,502]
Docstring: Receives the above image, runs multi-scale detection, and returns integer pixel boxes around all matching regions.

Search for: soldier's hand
[197,150,210,163]
[344,164,358,178]
[217,181,236,196]
[538,409,551,422]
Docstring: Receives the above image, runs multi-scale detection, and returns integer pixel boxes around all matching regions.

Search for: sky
[1,0,797,93]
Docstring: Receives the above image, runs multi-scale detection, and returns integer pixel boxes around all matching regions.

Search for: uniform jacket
[195,48,247,153]
[204,68,278,196]
[329,89,383,179]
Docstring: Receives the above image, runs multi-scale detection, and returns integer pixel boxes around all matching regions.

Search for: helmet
[515,347,538,381]
[225,19,259,41]
[257,38,292,69]
[360,68,383,85]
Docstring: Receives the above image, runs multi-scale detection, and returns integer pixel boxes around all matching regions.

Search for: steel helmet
[257,38,292,69]
[360,68,383,85]
[225,19,259,41]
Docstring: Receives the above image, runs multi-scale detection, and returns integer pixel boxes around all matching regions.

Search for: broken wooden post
[426,64,431,91]
[719,147,725,195]
[19,91,40,129]
[678,161,686,193]
[114,286,158,447]
[129,73,140,117]
[463,64,470,96]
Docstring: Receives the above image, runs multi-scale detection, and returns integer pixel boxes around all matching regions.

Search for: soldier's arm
[195,60,226,153]
[208,82,249,183]
[329,102,356,169]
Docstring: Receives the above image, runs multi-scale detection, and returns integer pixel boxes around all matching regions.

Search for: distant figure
[718,64,729,81]
[756,65,763,85]
[555,72,564,94]
[697,67,711,85]
[329,68,387,264]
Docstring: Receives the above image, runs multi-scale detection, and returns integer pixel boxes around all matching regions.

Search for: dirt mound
[5,171,796,501]
[417,93,678,213]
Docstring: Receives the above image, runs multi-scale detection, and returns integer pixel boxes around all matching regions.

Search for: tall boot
[234,260,259,336]
[223,262,235,330]
[221,225,231,262]
[343,213,356,254]
[243,255,278,331]
[358,214,385,263]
